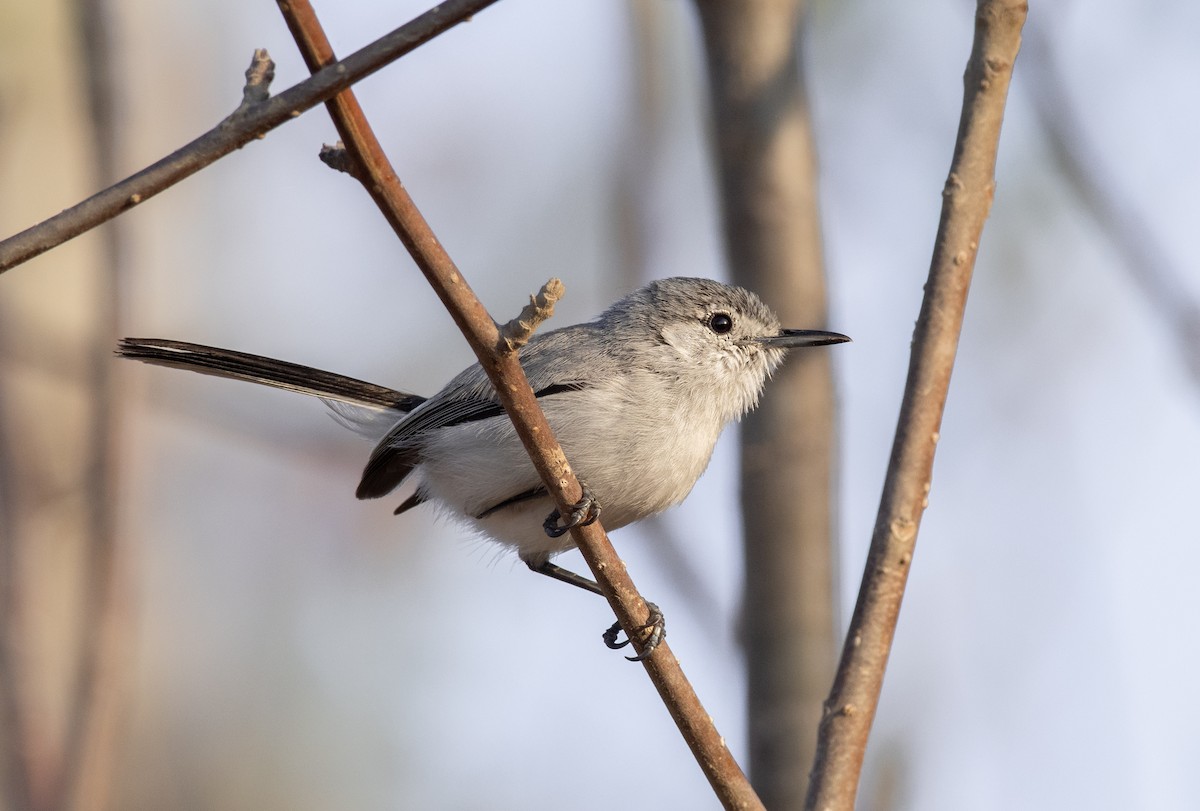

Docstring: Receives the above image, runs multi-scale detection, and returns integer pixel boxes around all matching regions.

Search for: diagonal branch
[276,2,764,808]
[0,0,500,274]
[804,1,1028,809]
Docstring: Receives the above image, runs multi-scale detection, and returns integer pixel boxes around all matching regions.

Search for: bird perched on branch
[119,277,848,658]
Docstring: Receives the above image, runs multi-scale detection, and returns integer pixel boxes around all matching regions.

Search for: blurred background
[1,0,1198,809]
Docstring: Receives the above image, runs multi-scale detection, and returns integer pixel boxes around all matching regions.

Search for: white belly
[413,374,727,563]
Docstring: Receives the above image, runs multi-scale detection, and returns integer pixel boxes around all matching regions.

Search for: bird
[119,276,848,658]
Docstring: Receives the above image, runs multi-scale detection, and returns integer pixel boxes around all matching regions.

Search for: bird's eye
[707,312,734,335]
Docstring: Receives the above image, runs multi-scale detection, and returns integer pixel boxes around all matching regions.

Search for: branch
[0,0,500,274]
[277,2,763,808]
[0,388,34,811]
[498,279,565,350]
[692,1,839,805]
[804,2,1027,809]
[58,1,130,808]
[238,48,276,109]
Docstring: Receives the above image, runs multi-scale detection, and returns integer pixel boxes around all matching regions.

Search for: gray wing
[355,395,503,499]
[355,323,609,500]
[354,380,589,500]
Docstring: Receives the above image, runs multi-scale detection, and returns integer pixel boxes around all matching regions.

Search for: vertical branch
[0,363,34,811]
[59,0,128,808]
[693,0,838,806]
[276,2,765,807]
[804,2,1027,809]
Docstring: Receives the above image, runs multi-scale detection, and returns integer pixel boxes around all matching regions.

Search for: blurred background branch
[0,0,1195,808]
[693,0,838,806]
[0,0,129,806]
[57,0,127,808]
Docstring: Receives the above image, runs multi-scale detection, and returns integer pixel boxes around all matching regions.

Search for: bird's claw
[543,482,601,538]
[540,485,660,661]
[603,602,665,662]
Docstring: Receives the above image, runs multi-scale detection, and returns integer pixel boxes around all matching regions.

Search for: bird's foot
[543,482,601,538]
[603,602,665,662]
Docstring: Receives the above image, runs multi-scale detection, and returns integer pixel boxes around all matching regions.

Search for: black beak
[753,329,851,349]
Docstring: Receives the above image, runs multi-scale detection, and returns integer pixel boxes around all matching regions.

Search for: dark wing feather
[355,381,590,500]
[355,395,504,499]
[393,490,428,516]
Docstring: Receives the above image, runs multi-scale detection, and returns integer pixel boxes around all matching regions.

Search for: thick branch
[692,0,838,806]
[277,2,763,808]
[804,2,1027,809]
[0,0,500,274]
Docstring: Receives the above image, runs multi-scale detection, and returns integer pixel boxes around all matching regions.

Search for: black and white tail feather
[117,338,424,413]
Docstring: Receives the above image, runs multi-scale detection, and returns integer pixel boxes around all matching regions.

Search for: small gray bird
[119,277,848,658]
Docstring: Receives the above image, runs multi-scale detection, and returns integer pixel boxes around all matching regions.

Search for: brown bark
[276,2,765,807]
[805,2,1028,808]
[693,1,837,806]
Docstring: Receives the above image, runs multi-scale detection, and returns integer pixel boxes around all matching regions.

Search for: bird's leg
[525,559,602,596]
[526,554,666,663]
[542,482,601,538]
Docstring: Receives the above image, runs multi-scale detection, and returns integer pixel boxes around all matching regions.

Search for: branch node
[499,278,565,351]
[239,48,275,109]
[318,142,366,181]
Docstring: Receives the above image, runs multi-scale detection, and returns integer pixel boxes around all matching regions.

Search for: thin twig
[0,0,500,274]
[238,48,275,109]
[276,2,763,807]
[318,142,364,181]
[498,279,565,350]
[804,1,1028,809]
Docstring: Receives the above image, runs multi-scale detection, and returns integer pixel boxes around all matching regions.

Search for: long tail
[117,338,426,413]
